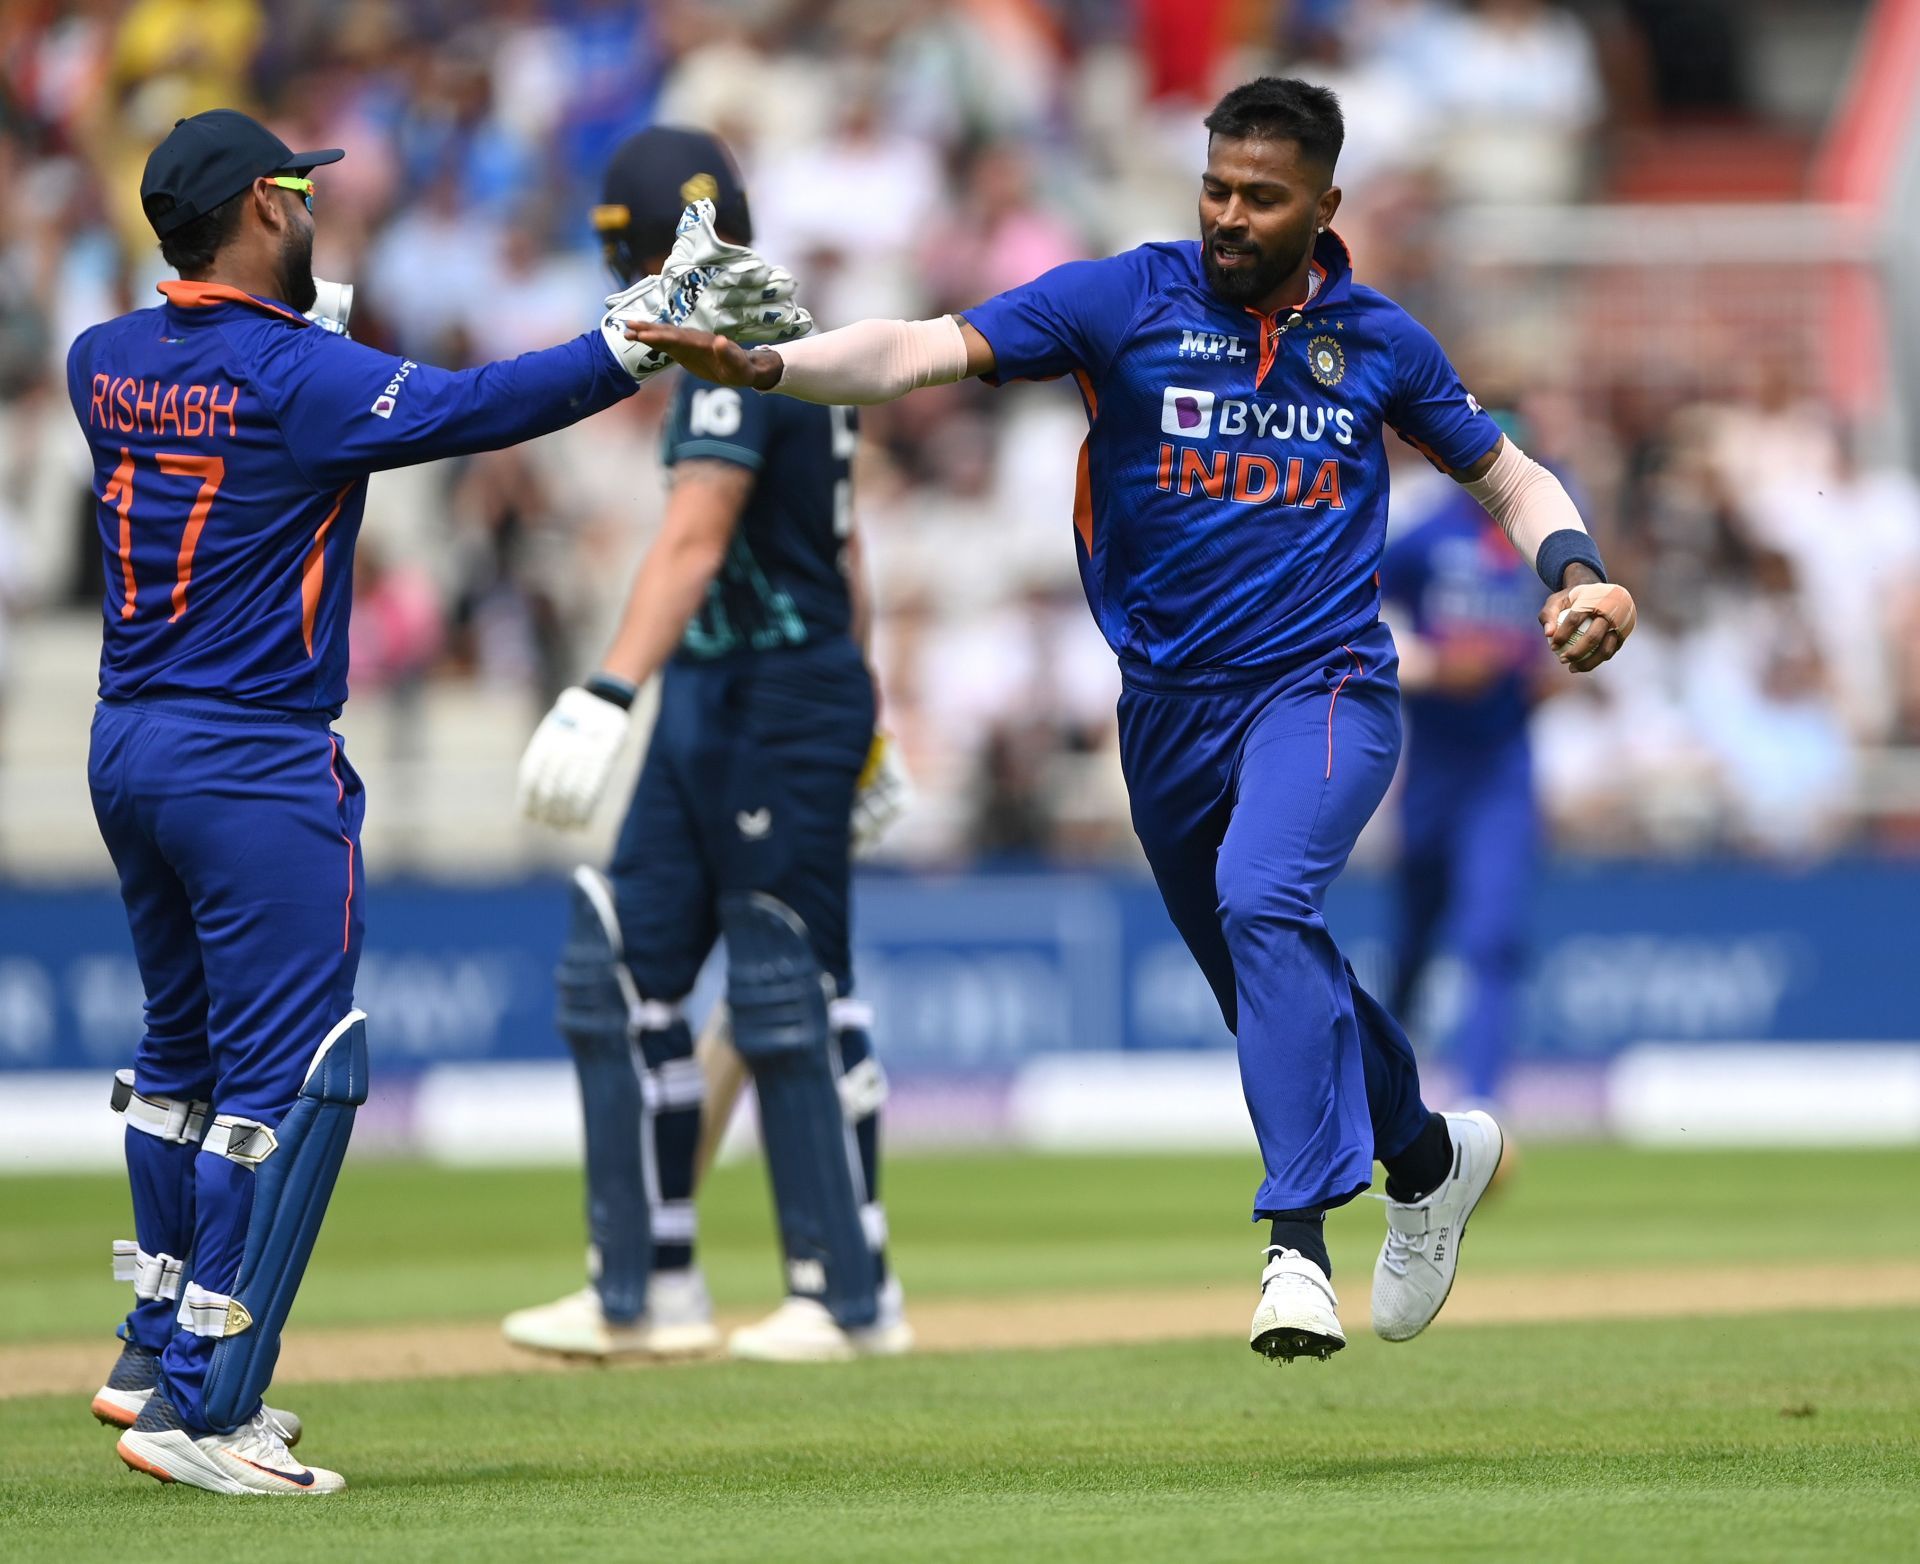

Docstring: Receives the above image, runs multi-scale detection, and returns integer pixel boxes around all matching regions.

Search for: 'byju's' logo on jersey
[1161,386,1215,439]
[1178,329,1247,362]
[370,359,417,419]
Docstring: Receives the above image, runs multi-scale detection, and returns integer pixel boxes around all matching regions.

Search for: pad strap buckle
[640,1055,705,1111]
[112,1239,184,1301]
[203,1115,278,1167]
[631,997,683,1032]
[110,1070,210,1145]
[837,1057,889,1121]
[178,1282,254,1338]
[828,997,874,1032]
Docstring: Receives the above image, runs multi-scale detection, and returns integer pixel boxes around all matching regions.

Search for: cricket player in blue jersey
[69,108,806,1493]
[1381,419,1560,1109]
[633,78,1636,1364]
[502,127,911,1365]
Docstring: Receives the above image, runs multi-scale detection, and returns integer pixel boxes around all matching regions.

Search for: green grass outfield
[6,1145,1919,1339]
[3,1147,1918,1561]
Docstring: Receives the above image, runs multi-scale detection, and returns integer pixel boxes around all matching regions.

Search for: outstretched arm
[625,316,996,403]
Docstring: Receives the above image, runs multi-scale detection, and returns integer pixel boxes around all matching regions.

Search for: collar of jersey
[157,280,312,326]
[1202,227,1355,326]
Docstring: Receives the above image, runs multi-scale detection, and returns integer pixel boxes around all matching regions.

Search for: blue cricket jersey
[67,281,636,714]
[1380,488,1543,761]
[660,376,855,661]
[962,232,1503,673]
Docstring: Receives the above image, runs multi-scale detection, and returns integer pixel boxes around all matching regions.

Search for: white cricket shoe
[118,1400,341,1495]
[729,1276,914,1363]
[502,1270,721,1360]
[91,1342,303,1445]
[1373,1109,1504,1342]
[853,1275,915,1357]
[1249,1246,1346,1363]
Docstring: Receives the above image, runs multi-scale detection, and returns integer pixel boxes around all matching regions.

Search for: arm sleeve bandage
[1462,438,1607,588]
[769,317,972,405]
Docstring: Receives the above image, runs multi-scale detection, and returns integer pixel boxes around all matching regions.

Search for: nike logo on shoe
[230,1454,316,1487]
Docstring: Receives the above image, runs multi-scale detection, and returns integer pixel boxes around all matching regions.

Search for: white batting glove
[600,200,812,381]
[517,686,632,829]
[850,731,913,858]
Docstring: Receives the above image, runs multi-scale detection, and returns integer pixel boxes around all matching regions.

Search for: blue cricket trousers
[1118,619,1431,1216]
[1393,736,1536,1103]
[89,697,365,1431]
[610,635,875,998]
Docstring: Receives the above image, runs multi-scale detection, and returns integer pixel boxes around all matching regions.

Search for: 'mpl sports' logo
[1178,329,1247,363]
[1162,386,1216,439]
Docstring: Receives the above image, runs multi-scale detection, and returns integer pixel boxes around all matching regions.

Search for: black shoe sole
[1250,1326,1346,1363]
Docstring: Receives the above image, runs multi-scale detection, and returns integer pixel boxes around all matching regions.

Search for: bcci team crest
[680,172,719,205]
[1307,335,1346,387]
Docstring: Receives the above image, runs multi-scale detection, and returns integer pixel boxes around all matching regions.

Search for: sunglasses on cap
[267,174,315,213]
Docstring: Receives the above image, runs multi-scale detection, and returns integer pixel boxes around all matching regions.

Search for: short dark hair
[1203,77,1344,175]
[144,188,248,275]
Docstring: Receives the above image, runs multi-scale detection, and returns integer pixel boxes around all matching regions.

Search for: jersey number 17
[101,447,226,623]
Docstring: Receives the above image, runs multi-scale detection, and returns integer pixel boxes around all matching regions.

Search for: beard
[1201,227,1311,307]
[277,223,318,314]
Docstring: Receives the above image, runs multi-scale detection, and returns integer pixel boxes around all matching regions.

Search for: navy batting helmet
[593,125,752,284]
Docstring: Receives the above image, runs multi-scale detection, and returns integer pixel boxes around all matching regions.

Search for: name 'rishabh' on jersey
[962,232,1503,673]
[67,282,635,714]
[659,375,855,661]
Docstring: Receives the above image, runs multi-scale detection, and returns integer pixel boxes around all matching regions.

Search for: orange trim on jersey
[1391,424,1454,476]
[156,280,310,326]
[300,485,351,655]
[1241,239,1343,390]
[1071,369,1099,555]
[1245,309,1280,387]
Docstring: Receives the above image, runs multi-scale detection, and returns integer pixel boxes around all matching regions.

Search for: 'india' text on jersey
[963,233,1502,673]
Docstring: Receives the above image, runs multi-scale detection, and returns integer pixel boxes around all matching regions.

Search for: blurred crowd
[1,0,1915,865]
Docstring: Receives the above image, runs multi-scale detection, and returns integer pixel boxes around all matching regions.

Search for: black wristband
[1534,529,1607,590]
[584,674,638,710]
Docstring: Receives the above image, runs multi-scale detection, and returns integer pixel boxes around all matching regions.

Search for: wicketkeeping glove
[517,686,632,829]
[600,199,812,382]
[850,731,913,858]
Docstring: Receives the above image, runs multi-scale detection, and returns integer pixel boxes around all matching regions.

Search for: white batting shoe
[851,1275,915,1357]
[117,1394,341,1495]
[729,1297,856,1362]
[91,1341,303,1445]
[502,1270,721,1361]
[1373,1109,1504,1342]
[729,1276,912,1363]
[1249,1247,1346,1363]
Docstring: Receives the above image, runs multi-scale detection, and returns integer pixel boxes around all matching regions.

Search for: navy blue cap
[141,109,344,237]
[593,125,751,278]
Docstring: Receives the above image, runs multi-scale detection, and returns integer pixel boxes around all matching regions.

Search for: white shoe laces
[1379,1219,1430,1278]
[227,1407,299,1466]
